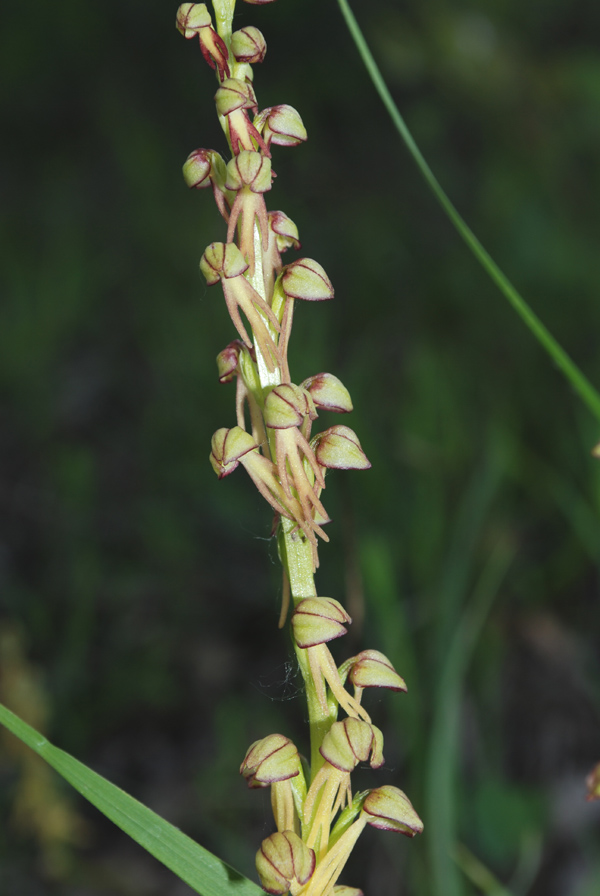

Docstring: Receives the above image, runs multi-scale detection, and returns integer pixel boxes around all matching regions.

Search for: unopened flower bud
[216,340,246,383]
[182,148,212,189]
[210,427,257,478]
[301,373,353,414]
[292,597,351,648]
[232,26,267,63]
[241,734,300,788]
[256,831,315,896]
[346,650,407,693]
[312,425,371,471]
[176,2,211,37]
[269,211,301,252]
[281,258,334,302]
[255,105,307,147]
[264,384,315,430]
[362,785,423,836]
[225,150,272,193]
[215,78,258,117]
[182,147,227,191]
[200,241,248,284]
[320,718,384,772]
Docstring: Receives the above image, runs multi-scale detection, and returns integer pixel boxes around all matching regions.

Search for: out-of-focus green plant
[2,2,600,895]
[1,1,425,893]
[0,626,85,878]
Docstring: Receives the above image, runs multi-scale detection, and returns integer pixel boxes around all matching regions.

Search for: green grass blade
[0,703,262,896]
[335,0,600,425]
[454,843,514,896]
[426,539,515,896]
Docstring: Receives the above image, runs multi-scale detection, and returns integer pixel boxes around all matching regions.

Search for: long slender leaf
[0,703,262,896]
[335,0,600,425]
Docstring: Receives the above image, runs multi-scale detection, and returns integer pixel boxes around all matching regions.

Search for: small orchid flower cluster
[177,2,422,894]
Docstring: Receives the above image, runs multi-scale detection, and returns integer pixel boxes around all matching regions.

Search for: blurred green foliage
[1,0,600,894]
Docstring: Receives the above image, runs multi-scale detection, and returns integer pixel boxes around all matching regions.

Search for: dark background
[1,0,600,894]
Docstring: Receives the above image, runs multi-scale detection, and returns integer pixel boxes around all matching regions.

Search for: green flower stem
[211,0,235,47]
[209,0,333,785]
[277,516,330,780]
[336,0,600,425]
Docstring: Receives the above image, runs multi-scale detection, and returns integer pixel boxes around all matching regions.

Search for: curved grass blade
[0,702,262,896]
[335,0,600,426]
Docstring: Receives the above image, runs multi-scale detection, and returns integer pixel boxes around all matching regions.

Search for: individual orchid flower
[303,718,384,859]
[307,425,371,513]
[200,242,281,372]
[231,26,267,64]
[361,785,423,835]
[254,105,308,150]
[182,148,231,220]
[210,426,329,551]
[216,340,267,445]
[240,734,307,833]
[215,77,270,156]
[176,3,230,81]
[225,150,273,274]
[302,787,422,896]
[263,384,330,541]
[271,258,334,382]
[255,830,315,896]
[301,373,353,416]
[210,427,304,525]
[338,649,407,704]
[311,425,371,473]
[291,599,370,722]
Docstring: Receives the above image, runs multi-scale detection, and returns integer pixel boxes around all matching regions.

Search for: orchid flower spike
[178,3,422,891]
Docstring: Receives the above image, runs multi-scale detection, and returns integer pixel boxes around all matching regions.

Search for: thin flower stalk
[178,2,422,893]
